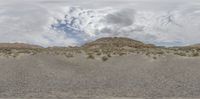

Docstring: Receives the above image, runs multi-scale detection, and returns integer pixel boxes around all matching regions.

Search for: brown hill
[177,44,200,49]
[0,43,43,49]
[83,37,155,49]
[188,44,200,48]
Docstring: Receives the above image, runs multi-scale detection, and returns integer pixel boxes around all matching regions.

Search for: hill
[83,37,155,49]
[187,44,200,48]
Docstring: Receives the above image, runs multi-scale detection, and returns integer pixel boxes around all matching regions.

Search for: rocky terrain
[0,37,200,99]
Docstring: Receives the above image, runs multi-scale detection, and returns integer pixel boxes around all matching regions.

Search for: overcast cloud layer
[0,0,200,46]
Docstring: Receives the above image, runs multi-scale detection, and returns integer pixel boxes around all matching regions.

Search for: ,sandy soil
[0,53,200,99]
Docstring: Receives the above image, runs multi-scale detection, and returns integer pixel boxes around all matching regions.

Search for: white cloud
[0,0,200,46]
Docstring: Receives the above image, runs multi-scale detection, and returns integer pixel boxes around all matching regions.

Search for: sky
[0,0,200,47]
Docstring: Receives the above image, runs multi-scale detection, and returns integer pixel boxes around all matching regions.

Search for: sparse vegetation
[102,56,108,61]
[96,52,102,56]
[65,53,74,58]
[119,52,126,56]
[87,54,95,59]
[12,53,18,58]
[157,51,164,55]
[107,54,111,57]
[153,56,157,60]
[146,52,151,56]
[0,37,200,59]
[174,52,187,56]
[192,52,199,57]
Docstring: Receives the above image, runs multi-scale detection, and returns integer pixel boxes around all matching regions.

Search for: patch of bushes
[192,52,199,57]
[174,52,187,56]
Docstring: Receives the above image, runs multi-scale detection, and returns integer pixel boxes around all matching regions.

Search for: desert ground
[0,37,200,99]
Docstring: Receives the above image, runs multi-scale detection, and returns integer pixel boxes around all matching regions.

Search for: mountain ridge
[0,37,200,49]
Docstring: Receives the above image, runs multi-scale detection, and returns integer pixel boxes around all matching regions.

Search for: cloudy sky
[0,0,200,46]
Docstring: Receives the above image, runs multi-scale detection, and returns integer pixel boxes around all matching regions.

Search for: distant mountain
[176,43,200,49]
[0,43,43,49]
[185,44,200,48]
[83,37,155,49]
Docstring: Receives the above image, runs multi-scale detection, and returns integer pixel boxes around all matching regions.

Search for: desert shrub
[119,52,126,56]
[18,49,32,54]
[2,49,12,55]
[65,53,74,58]
[87,54,95,59]
[12,53,19,58]
[96,52,102,56]
[107,54,111,57]
[174,52,187,56]
[153,56,157,60]
[76,50,82,54]
[55,51,60,55]
[128,49,133,53]
[146,52,151,56]
[31,51,37,55]
[166,51,170,54]
[157,51,164,55]
[93,49,99,53]
[102,56,108,61]
[192,52,199,57]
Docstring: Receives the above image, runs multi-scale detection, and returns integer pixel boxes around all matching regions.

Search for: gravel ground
[0,53,200,99]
